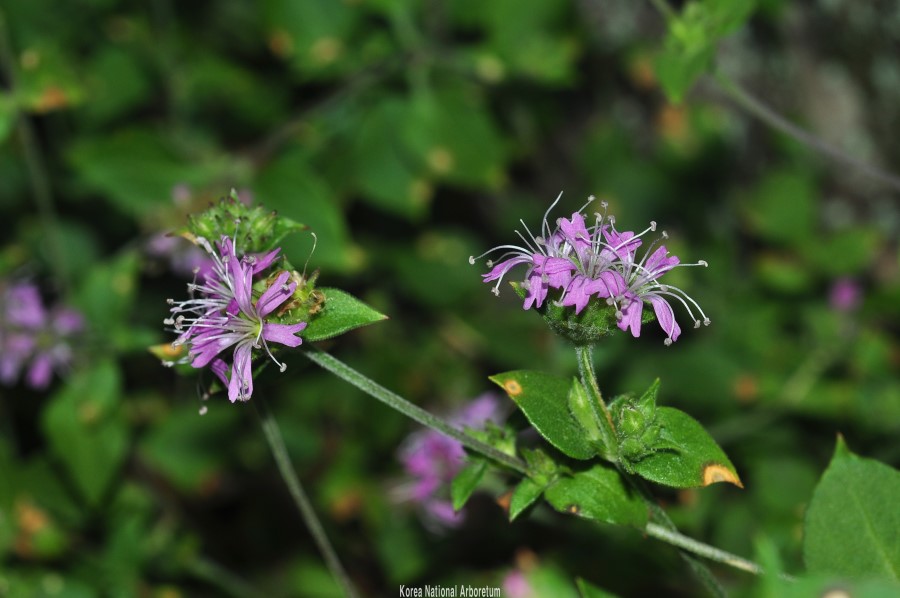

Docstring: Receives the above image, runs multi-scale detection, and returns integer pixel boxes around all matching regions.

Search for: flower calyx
[609,380,679,472]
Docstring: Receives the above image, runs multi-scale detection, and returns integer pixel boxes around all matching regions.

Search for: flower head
[163,233,305,402]
[0,281,84,389]
[471,194,710,345]
[395,394,503,529]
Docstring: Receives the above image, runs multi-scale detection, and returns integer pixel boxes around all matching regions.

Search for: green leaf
[41,361,127,506]
[138,402,240,494]
[67,128,222,217]
[72,250,142,351]
[352,96,430,220]
[302,287,388,342]
[489,371,598,460]
[254,148,354,271]
[755,536,900,598]
[804,437,900,581]
[544,464,648,528]
[451,459,488,511]
[508,477,546,522]
[629,407,742,489]
[655,0,757,103]
[0,93,17,144]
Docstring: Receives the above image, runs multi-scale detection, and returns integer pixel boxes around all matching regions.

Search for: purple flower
[471,194,710,344]
[396,394,503,529]
[0,282,84,389]
[163,235,305,402]
[829,277,861,312]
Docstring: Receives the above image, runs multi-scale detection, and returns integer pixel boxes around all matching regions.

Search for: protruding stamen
[468,256,475,265]
[698,260,708,267]
[649,221,657,232]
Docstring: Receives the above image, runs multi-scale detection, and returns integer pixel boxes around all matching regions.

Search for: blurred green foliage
[0,0,898,596]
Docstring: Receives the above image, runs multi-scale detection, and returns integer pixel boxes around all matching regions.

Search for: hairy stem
[577,347,731,596]
[575,345,618,461]
[253,396,359,598]
[303,347,529,475]
[645,523,764,576]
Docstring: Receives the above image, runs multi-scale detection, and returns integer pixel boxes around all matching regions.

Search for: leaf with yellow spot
[628,407,742,489]
[489,371,598,460]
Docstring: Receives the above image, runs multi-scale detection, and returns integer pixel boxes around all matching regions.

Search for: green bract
[511,280,656,347]
[184,190,306,256]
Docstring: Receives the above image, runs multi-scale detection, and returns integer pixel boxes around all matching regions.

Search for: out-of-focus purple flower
[502,571,533,598]
[146,233,217,280]
[829,277,862,312]
[471,193,710,345]
[0,282,84,390]
[163,235,305,402]
[396,394,503,529]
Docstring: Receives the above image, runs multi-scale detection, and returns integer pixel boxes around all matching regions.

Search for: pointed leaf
[804,437,900,581]
[451,460,488,511]
[490,371,598,460]
[629,407,742,489]
[302,287,388,342]
[41,361,127,506]
[509,478,546,522]
[545,464,648,528]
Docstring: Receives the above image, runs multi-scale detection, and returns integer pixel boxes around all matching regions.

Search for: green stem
[253,396,359,598]
[645,523,762,576]
[187,556,261,598]
[712,72,900,192]
[577,347,730,596]
[645,0,900,192]
[574,345,618,462]
[302,347,529,475]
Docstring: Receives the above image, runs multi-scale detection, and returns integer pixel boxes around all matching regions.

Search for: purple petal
[53,308,84,335]
[649,295,681,342]
[617,296,643,337]
[26,353,54,389]
[228,343,254,402]
[522,271,548,310]
[262,321,306,348]
[210,357,230,387]
[256,271,295,318]
[7,283,46,328]
[644,246,679,278]
[190,328,239,368]
[560,276,592,314]
[251,248,281,274]
[584,270,627,299]
[602,228,641,261]
[455,394,502,428]
[482,255,531,283]
[557,212,591,256]
[533,255,575,288]
[424,500,464,527]
[227,246,255,316]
